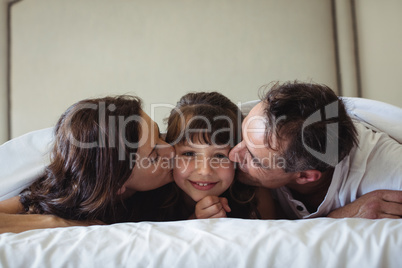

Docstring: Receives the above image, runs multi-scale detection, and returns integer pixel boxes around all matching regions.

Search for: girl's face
[123,111,175,193]
[173,141,235,202]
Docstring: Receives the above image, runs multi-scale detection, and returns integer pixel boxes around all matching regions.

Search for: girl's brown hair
[20,95,142,223]
[165,91,243,147]
[141,92,259,220]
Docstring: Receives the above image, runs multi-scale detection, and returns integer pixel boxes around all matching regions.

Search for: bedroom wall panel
[355,0,402,107]
[9,0,337,139]
[333,0,360,98]
[0,1,8,144]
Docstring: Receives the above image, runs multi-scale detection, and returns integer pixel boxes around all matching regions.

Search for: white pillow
[343,97,402,143]
[0,128,53,201]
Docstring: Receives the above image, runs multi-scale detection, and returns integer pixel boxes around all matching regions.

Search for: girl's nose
[196,155,213,176]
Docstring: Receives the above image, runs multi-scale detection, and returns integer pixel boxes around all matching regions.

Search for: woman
[0,95,175,233]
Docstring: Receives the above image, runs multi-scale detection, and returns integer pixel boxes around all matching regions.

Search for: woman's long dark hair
[20,95,142,223]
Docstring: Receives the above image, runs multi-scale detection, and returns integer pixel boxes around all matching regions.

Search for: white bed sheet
[1,217,401,268]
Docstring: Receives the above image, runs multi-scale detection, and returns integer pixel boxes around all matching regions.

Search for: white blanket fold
[1,218,401,268]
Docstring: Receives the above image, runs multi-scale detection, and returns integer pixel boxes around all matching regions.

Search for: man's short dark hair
[262,81,358,172]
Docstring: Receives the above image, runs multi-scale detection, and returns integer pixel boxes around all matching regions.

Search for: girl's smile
[189,180,218,190]
[173,142,235,202]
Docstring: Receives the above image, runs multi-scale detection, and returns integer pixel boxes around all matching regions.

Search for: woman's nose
[159,140,175,160]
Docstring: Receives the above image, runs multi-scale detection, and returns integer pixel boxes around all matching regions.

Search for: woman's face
[123,111,175,193]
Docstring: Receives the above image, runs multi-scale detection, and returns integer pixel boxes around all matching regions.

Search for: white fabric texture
[343,97,402,143]
[0,128,53,201]
[276,121,402,219]
[1,217,401,268]
[0,98,401,267]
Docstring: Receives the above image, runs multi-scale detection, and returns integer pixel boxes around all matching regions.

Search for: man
[229,81,402,219]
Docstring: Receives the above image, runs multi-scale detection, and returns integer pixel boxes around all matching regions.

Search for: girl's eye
[214,153,228,159]
[182,151,195,157]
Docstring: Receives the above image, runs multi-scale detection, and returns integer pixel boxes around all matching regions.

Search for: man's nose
[229,141,246,163]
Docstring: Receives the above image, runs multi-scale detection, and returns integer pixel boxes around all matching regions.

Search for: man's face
[229,102,297,188]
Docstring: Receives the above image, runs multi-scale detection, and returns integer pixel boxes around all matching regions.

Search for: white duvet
[1,97,401,268]
[1,217,401,268]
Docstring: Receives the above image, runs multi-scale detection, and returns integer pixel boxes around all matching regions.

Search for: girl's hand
[194,196,231,219]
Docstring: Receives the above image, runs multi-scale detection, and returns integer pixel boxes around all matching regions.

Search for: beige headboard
[1,0,401,144]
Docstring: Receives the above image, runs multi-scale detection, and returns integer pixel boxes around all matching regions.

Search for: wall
[355,0,402,106]
[2,0,401,143]
[334,0,402,105]
[8,0,337,140]
[0,0,8,143]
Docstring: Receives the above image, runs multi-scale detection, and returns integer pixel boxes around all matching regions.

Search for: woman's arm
[0,196,25,214]
[0,196,103,234]
[0,213,84,234]
[0,213,104,234]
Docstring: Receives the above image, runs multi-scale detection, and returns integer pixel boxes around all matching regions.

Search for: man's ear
[117,185,127,196]
[295,170,322,184]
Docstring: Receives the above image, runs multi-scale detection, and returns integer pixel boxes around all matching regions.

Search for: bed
[0,97,402,268]
[1,218,401,268]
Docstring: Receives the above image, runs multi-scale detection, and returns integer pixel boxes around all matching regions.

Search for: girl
[138,92,272,220]
[0,95,175,228]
